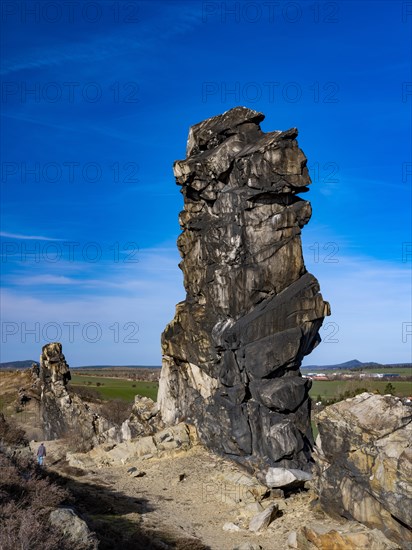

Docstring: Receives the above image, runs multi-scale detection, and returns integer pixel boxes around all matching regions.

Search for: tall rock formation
[40,342,102,444]
[158,107,330,477]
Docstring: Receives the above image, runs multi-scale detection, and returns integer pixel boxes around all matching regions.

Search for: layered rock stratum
[315,392,412,548]
[40,342,105,444]
[158,107,330,477]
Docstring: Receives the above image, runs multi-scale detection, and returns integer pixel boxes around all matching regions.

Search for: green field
[69,372,411,406]
[310,379,412,401]
[70,374,158,402]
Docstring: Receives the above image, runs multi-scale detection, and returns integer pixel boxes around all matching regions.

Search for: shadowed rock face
[158,107,330,476]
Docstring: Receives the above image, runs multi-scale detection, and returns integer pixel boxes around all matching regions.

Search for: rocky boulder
[159,106,330,478]
[49,507,98,549]
[293,521,401,550]
[121,395,164,440]
[314,392,412,548]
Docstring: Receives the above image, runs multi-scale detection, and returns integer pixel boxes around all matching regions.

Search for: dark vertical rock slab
[158,107,330,478]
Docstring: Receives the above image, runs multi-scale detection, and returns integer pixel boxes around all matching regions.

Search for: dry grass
[0,412,28,446]
[0,452,72,550]
[99,399,133,426]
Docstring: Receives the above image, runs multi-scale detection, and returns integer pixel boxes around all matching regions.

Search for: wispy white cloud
[2,243,181,287]
[0,244,184,365]
[1,238,410,365]
[12,274,75,286]
[0,231,61,241]
[1,5,203,76]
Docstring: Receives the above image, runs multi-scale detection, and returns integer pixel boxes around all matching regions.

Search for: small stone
[249,503,279,532]
[140,453,154,460]
[265,467,311,489]
[269,488,284,499]
[298,522,400,550]
[132,470,146,478]
[243,502,264,516]
[127,467,137,474]
[287,530,298,548]
[178,473,186,482]
[233,543,262,550]
[223,522,241,532]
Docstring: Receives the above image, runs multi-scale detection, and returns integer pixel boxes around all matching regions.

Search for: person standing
[36,442,46,466]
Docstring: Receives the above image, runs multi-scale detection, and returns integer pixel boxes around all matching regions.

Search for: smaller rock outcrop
[314,393,412,548]
[40,343,98,444]
[293,521,401,549]
[39,343,166,450]
[49,507,98,549]
[121,395,164,440]
[39,343,120,446]
[67,422,197,468]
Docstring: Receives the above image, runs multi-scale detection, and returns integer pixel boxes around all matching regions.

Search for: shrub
[99,399,133,426]
[62,428,93,454]
[0,413,28,446]
[384,382,395,395]
[0,450,78,550]
[70,385,100,403]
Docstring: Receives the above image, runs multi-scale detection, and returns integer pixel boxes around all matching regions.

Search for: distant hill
[302,359,410,370]
[0,360,38,370]
[0,362,161,370]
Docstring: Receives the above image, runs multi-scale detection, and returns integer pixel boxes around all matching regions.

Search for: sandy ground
[33,439,338,550]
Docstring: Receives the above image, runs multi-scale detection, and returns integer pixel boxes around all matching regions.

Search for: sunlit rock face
[158,107,330,477]
[315,393,412,548]
[39,343,164,446]
[40,342,98,442]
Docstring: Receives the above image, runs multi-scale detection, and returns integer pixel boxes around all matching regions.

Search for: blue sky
[1,0,411,366]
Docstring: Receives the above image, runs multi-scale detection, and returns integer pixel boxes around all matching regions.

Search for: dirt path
[40,441,334,550]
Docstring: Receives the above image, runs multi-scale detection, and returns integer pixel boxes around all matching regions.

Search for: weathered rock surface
[67,422,198,468]
[49,507,98,549]
[294,521,402,549]
[159,106,330,478]
[121,394,164,440]
[39,342,120,446]
[265,466,312,489]
[248,503,279,532]
[314,393,412,548]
